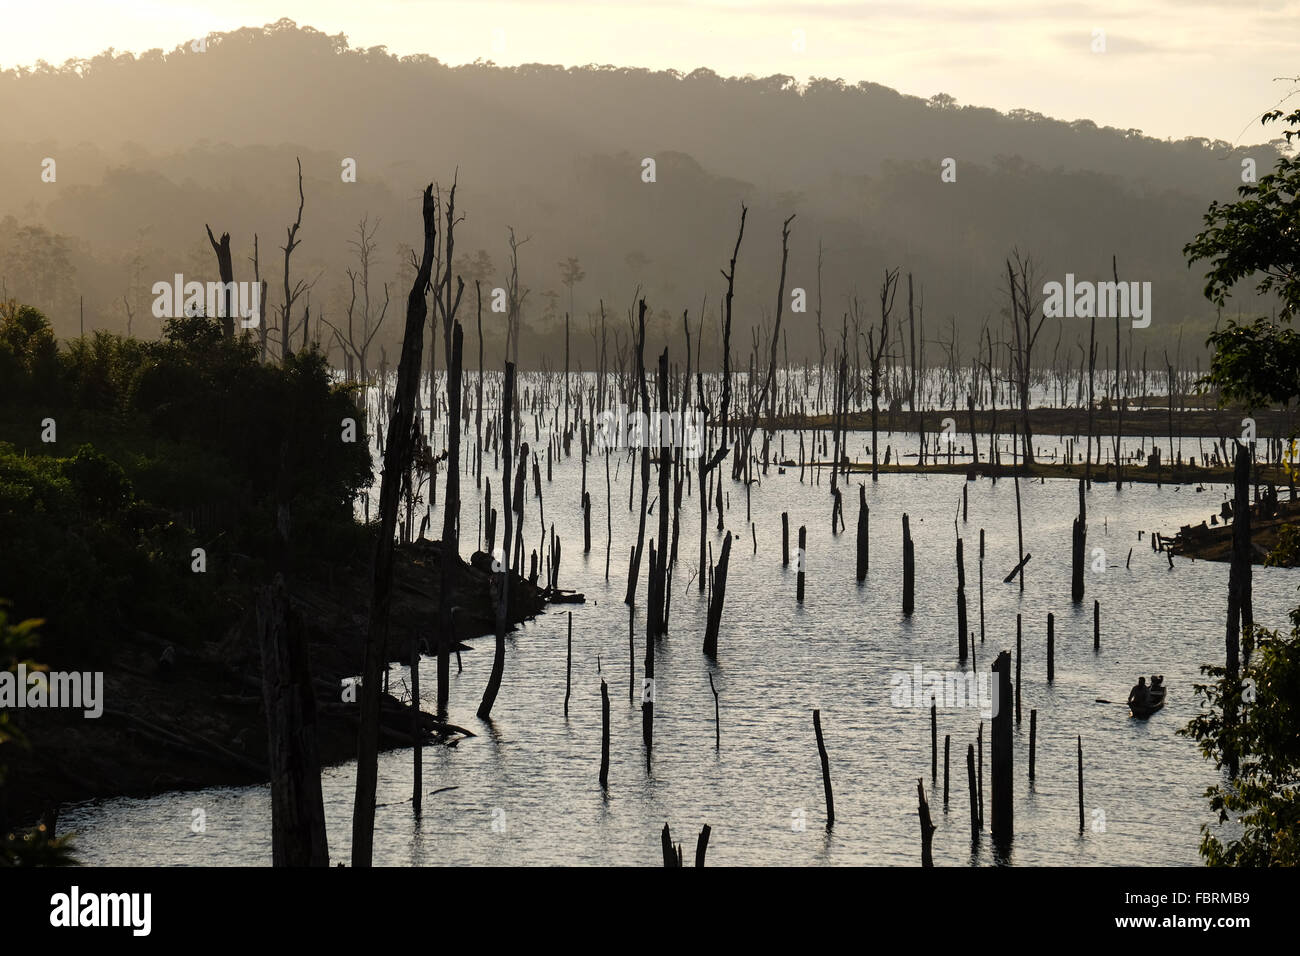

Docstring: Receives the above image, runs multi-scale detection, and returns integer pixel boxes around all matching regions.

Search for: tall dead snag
[1112,255,1125,488]
[436,181,467,714]
[257,574,329,866]
[504,228,530,392]
[991,650,1013,844]
[625,300,651,606]
[643,541,655,765]
[1006,252,1046,464]
[1071,479,1087,602]
[280,157,308,362]
[869,269,899,481]
[716,206,746,528]
[480,362,515,720]
[438,319,464,712]
[736,214,794,481]
[1225,439,1253,777]
[703,531,732,658]
[1082,312,1096,483]
[251,234,268,362]
[352,184,437,868]
[669,310,691,573]
[205,225,236,342]
[648,348,671,638]
[322,217,391,383]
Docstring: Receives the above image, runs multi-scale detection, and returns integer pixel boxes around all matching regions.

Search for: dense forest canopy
[0,18,1288,367]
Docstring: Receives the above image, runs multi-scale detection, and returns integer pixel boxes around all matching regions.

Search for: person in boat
[1150,675,1163,691]
[1128,676,1150,711]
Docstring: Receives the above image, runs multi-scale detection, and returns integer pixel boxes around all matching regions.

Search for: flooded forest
[2,18,1299,873]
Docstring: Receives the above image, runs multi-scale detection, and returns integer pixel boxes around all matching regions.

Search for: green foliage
[1265,523,1300,568]
[1182,100,1300,866]
[61,331,150,414]
[64,444,133,513]
[1201,317,1300,409]
[0,309,371,654]
[1181,613,1300,866]
[0,604,79,867]
[0,299,59,401]
[0,601,42,758]
[0,826,79,866]
[1184,106,1300,321]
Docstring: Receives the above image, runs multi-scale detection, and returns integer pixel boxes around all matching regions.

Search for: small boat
[1130,678,1167,719]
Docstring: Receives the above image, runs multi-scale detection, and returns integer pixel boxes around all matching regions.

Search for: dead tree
[1085,314,1097,483]
[204,225,236,342]
[435,182,467,714]
[1006,252,1046,465]
[648,348,671,639]
[257,574,329,866]
[1112,254,1125,487]
[351,184,437,868]
[1225,440,1253,777]
[279,158,308,362]
[504,227,530,399]
[716,205,746,528]
[323,217,390,384]
[736,214,794,481]
[250,235,269,362]
[868,269,899,481]
[625,300,651,606]
[480,362,514,721]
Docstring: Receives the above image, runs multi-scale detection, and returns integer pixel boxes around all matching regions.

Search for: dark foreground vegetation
[0,301,545,848]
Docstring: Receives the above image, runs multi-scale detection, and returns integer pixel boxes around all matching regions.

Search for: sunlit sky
[1,0,1296,145]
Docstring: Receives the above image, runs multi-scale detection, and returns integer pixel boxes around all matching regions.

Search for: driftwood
[1002,552,1032,583]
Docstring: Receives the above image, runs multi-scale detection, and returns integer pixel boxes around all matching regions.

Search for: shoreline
[1,540,552,829]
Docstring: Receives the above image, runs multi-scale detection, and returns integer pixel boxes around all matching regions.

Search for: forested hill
[0,18,1285,366]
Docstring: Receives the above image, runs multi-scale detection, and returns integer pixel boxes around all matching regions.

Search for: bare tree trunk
[716,206,746,529]
[626,300,651,605]
[438,320,464,713]
[257,574,329,866]
[1225,440,1253,778]
[479,362,515,720]
[280,158,306,362]
[205,225,235,341]
[351,185,437,868]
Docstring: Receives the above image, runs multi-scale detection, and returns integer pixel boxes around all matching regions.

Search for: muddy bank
[1,540,555,829]
[831,458,1293,486]
[759,404,1294,439]
[1169,495,1300,565]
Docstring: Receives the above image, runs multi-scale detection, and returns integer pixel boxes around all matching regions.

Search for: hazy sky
[1,0,1296,145]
